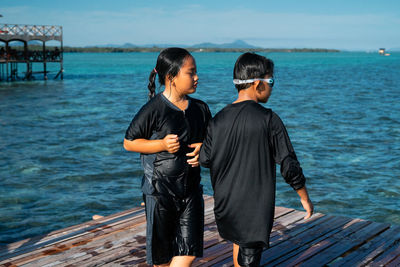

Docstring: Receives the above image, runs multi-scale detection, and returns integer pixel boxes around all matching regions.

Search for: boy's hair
[233,52,274,91]
[148,47,192,98]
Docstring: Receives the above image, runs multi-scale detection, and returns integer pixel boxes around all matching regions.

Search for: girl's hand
[162,134,180,153]
[186,143,202,167]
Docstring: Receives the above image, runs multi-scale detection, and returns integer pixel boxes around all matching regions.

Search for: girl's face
[172,56,198,95]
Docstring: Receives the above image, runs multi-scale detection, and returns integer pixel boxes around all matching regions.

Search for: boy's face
[172,56,199,95]
[256,75,273,103]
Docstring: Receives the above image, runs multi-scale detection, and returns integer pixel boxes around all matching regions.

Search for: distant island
[11,40,340,53]
[63,47,340,53]
[64,40,340,53]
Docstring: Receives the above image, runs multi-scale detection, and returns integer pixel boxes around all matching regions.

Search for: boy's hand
[296,186,314,219]
[186,143,202,167]
[162,134,180,153]
[301,198,314,219]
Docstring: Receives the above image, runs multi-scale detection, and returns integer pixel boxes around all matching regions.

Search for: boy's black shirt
[199,100,305,247]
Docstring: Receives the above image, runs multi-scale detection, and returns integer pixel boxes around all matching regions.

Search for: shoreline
[62,47,341,53]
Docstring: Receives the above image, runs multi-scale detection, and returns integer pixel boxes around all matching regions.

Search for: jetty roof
[0,23,62,43]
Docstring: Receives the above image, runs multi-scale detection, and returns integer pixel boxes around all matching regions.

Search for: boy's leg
[233,243,240,267]
[237,245,263,267]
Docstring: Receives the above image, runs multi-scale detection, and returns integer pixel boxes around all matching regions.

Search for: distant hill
[83,40,258,49]
[86,43,138,48]
[191,40,258,49]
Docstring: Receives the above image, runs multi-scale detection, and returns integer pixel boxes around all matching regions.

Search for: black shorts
[144,187,204,265]
[238,245,264,267]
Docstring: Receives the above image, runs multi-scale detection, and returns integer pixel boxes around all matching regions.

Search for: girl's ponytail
[147,68,157,99]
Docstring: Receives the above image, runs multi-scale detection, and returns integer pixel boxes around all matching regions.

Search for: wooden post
[43,41,47,80]
[5,41,9,81]
[24,41,29,80]
[60,26,63,80]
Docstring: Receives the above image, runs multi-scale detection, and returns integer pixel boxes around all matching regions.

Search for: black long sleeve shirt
[199,100,305,247]
[125,93,211,198]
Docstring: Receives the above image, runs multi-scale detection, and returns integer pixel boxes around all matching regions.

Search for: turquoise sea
[0,52,399,245]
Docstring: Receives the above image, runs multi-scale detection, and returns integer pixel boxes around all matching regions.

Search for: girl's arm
[123,134,180,154]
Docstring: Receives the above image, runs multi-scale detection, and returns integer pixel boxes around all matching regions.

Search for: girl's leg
[154,262,171,267]
[233,243,240,267]
[170,255,196,267]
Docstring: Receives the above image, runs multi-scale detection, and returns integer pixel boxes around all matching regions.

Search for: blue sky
[1,0,399,50]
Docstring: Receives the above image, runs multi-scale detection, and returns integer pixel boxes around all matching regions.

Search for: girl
[124,48,211,267]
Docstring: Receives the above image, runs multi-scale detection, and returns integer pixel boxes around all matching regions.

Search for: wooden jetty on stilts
[0,195,399,266]
[0,24,63,82]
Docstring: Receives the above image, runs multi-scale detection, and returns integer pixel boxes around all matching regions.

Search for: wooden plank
[38,216,147,265]
[74,228,216,266]
[261,216,339,266]
[269,213,332,247]
[109,203,221,267]
[1,196,215,266]
[298,221,391,266]
[197,212,326,267]
[273,218,371,266]
[0,206,143,256]
[103,215,224,267]
[193,242,232,267]
[269,213,326,242]
[274,206,295,219]
[0,196,398,267]
[23,223,147,267]
[0,208,145,260]
[260,215,352,265]
[330,225,400,267]
[368,242,400,267]
[62,200,219,267]
[385,255,400,267]
[0,212,147,266]
[104,231,223,266]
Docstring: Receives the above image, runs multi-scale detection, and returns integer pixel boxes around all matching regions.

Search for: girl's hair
[147,47,192,98]
[233,52,274,91]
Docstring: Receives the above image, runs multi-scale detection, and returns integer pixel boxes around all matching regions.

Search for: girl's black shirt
[199,100,306,247]
[125,93,211,198]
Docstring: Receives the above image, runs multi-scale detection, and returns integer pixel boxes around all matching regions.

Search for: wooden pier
[0,195,399,266]
[0,24,63,81]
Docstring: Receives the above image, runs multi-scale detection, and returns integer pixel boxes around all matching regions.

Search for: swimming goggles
[233,78,274,87]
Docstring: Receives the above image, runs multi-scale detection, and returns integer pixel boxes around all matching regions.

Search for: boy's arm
[270,112,306,189]
[123,134,180,154]
[199,124,213,168]
[269,112,313,217]
[186,143,202,167]
[296,185,314,219]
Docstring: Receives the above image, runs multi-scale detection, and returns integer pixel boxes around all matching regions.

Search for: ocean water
[0,52,399,245]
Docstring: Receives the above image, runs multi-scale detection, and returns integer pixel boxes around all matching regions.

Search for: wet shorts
[238,245,264,267]
[144,187,204,265]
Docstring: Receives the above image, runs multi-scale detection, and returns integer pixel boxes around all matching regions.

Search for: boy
[199,53,313,267]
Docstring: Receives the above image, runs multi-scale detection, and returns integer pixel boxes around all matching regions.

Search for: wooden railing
[0,24,62,42]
